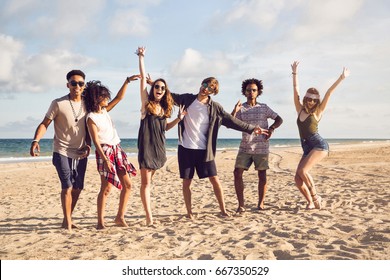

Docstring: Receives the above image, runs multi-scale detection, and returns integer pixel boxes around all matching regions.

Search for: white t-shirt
[87,108,120,146]
[180,98,209,149]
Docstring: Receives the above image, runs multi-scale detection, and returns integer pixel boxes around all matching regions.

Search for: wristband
[31,139,39,144]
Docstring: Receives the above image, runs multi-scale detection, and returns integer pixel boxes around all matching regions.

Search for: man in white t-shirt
[171,77,269,219]
[30,70,91,231]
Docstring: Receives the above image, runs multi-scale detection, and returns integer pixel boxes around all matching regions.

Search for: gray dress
[137,113,167,170]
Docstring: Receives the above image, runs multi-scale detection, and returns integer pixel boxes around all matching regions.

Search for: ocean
[0,138,388,164]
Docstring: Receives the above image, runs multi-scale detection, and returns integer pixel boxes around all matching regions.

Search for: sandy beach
[0,141,389,260]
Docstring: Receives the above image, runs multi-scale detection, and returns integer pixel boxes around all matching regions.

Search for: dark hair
[201,77,219,95]
[241,78,263,96]
[66,70,86,81]
[84,80,111,113]
[146,78,174,118]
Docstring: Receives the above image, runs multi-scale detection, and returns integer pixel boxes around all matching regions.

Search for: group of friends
[30,47,350,230]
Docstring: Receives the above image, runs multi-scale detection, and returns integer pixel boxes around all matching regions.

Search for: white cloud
[171,48,233,77]
[0,34,23,82]
[109,9,151,37]
[291,0,364,40]
[0,42,96,94]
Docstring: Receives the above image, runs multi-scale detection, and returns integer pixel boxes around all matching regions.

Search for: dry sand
[0,141,389,260]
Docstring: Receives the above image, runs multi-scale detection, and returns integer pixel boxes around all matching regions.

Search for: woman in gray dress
[136,47,185,226]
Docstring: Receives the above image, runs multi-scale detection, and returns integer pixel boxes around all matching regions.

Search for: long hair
[241,78,263,96]
[84,80,111,113]
[146,78,174,118]
[303,87,320,114]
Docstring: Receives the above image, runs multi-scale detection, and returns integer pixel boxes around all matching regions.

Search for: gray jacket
[171,93,256,162]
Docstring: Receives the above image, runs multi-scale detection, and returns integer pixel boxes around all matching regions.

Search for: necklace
[68,95,83,122]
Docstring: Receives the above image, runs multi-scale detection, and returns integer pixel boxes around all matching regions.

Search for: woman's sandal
[312,194,322,209]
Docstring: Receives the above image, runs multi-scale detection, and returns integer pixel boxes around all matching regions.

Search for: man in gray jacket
[171,77,268,219]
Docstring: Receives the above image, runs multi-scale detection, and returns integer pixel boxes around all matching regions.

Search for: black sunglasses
[70,80,85,87]
[154,84,166,91]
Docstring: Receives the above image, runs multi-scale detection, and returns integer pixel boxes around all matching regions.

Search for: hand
[265,127,274,140]
[291,61,300,73]
[146,73,154,86]
[136,46,146,56]
[253,126,269,137]
[233,100,242,114]
[103,159,113,172]
[341,67,350,79]
[30,142,40,157]
[127,74,141,83]
[77,145,91,159]
[178,105,187,120]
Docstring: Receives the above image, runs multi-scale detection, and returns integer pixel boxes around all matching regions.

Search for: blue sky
[0,0,389,139]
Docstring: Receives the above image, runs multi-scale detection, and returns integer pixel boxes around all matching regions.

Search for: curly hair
[146,78,174,118]
[84,80,112,113]
[303,87,320,114]
[241,78,263,96]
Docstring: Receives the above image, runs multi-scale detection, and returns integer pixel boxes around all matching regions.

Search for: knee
[296,167,308,178]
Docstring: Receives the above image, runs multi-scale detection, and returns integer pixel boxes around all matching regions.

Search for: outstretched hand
[127,74,141,82]
[136,46,146,56]
[341,67,350,79]
[233,100,242,114]
[291,61,299,73]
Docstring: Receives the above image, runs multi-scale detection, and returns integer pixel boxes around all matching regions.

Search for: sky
[0,0,389,139]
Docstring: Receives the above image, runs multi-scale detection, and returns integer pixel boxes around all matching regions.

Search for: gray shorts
[234,152,269,171]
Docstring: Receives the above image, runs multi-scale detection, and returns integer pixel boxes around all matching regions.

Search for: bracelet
[31,139,39,144]
[292,72,297,75]
[126,77,131,83]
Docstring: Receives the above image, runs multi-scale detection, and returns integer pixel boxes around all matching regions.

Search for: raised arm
[317,67,350,115]
[291,61,302,114]
[137,46,149,119]
[106,74,140,112]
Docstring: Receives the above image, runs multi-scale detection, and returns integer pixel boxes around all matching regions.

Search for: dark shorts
[52,152,88,189]
[178,145,217,179]
[301,133,329,157]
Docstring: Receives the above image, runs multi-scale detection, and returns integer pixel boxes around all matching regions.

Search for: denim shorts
[52,152,88,189]
[301,133,329,157]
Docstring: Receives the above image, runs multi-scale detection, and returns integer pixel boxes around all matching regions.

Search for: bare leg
[61,188,73,231]
[233,168,246,213]
[209,176,230,217]
[295,150,327,209]
[257,170,267,210]
[140,168,154,225]
[97,176,111,229]
[115,169,132,227]
[182,178,193,219]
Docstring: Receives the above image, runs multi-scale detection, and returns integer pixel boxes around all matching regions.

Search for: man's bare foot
[257,202,265,210]
[186,213,195,220]
[114,217,129,227]
[96,223,107,230]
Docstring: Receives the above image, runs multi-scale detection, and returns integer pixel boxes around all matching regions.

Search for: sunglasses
[246,88,258,92]
[202,82,214,92]
[154,84,166,91]
[306,98,318,103]
[70,80,85,87]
